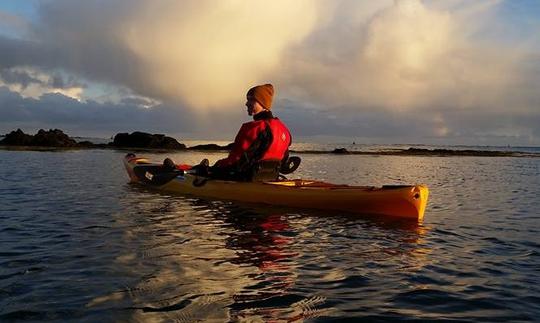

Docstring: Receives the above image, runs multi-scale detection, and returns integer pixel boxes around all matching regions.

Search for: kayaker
[208,83,292,181]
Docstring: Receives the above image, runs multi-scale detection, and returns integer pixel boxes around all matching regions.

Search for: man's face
[246,96,264,116]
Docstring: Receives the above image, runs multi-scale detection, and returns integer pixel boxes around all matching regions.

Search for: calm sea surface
[1,147,539,322]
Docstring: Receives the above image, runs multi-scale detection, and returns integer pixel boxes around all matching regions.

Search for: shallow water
[1,149,539,321]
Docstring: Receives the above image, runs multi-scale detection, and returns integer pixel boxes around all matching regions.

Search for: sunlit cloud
[0,0,539,144]
[357,0,454,109]
[281,0,519,111]
[7,0,318,110]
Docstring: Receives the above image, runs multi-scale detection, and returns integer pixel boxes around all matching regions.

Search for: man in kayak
[208,83,292,181]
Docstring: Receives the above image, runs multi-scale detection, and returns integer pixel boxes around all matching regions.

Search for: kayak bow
[124,154,429,221]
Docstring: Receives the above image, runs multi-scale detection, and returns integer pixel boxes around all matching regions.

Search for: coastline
[2,129,539,157]
[2,144,539,158]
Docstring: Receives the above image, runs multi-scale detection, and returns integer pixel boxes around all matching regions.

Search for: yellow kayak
[124,154,429,221]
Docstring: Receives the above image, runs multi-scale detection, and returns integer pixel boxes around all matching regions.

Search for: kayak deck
[124,155,429,221]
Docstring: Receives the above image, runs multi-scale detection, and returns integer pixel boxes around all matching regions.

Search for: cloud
[2,0,538,113]
[279,98,540,145]
[1,83,538,145]
[0,0,319,110]
[0,67,85,100]
[0,85,247,139]
[279,0,527,112]
[274,0,540,144]
[0,0,539,145]
[0,10,30,36]
[0,67,38,89]
[0,67,84,90]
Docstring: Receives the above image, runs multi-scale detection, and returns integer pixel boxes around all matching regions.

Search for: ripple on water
[1,150,540,321]
[391,288,512,317]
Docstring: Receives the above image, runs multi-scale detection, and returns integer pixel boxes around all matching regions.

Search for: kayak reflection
[91,187,431,321]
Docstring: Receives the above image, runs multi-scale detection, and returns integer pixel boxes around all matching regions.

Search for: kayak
[123,154,429,221]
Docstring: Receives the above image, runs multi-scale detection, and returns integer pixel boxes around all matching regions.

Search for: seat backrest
[279,156,301,174]
[249,160,282,182]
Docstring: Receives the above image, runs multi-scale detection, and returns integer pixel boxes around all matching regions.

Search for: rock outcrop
[332,147,350,154]
[0,129,78,147]
[112,132,186,149]
[188,143,234,151]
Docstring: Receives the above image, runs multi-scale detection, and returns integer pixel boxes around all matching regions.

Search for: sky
[0,0,539,145]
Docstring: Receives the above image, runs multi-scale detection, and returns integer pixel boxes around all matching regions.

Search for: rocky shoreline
[1,129,539,157]
[292,147,540,157]
[0,129,232,152]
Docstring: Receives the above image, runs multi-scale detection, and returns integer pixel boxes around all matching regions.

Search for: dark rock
[77,142,109,149]
[112,131,186,149]
[78,141,97,147]
[402,147,517,157]
[332,147,350,154]
[0,129,34,145]
[0,128,78,147]
[32,129,78,147]
[188,143,233,150]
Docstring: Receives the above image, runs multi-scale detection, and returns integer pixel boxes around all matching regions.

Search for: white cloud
[356,0,454,109]
[280,0,525,113]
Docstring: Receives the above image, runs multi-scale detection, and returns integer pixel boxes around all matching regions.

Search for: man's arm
[214,123,260,168]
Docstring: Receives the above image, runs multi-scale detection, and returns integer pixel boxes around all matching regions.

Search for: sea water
[1,148,539,321]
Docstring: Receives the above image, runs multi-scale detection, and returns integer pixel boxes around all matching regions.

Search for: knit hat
[247,84,274,110]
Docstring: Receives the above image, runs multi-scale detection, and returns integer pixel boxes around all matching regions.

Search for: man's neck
[253,110,273,121]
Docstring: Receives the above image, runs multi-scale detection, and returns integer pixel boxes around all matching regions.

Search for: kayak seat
[280,156,301,174]
[249,160,282,182]
[163,158,177,171]
[249,156,301,181]
[208,156,301,182]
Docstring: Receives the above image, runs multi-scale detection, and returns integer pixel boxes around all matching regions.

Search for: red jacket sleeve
[214,121,263,168]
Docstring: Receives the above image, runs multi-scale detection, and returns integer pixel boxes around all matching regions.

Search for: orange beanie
[247,84,274,110]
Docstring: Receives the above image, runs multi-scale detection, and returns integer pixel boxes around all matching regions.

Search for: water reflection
[221,211,303,320]
[87,185,431,321]
[3,150,539,321]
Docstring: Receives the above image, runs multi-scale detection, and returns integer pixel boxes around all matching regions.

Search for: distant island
[1,128,539,157]
[0,129,232,151]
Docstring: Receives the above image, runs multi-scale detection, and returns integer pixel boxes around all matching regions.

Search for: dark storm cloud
[0,67,38,89]
[49,73,84,89]
[0,85,250,139]
[278,98,540,145]
[1,83,538,145]
[279,101,436,139]
[0,86,197,136]
[0,35,48,68]
[0,67,84,89]
[0,18,139,89]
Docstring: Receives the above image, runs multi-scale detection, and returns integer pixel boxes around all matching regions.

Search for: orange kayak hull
[124,155,429,221]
